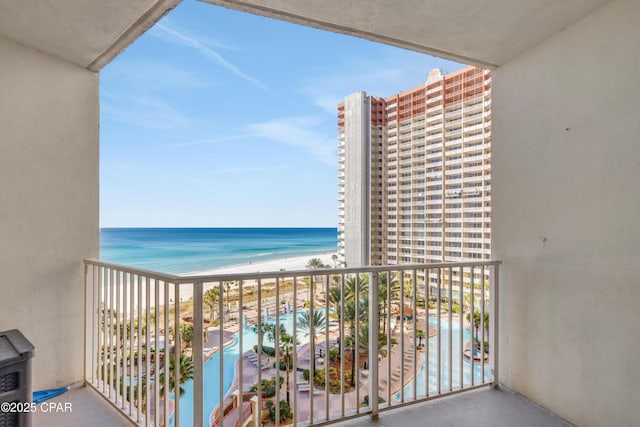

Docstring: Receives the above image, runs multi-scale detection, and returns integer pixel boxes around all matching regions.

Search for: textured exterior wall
[342,92,370,267]
[0,36,99,389]
[492,0,640,424]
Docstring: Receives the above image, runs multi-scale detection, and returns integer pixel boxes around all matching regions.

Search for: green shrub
[312,368,352,393]
[451,303,461,314]
[475,338,489,354]
[328,348,340,361]
[252,345,276,357]
[249,376,284,398]
[344,370,353,384]
[362,395,386,405]
[265,399,292,422]
[313,368,326,387]
[273,360,293,370]
[303,369,310,381]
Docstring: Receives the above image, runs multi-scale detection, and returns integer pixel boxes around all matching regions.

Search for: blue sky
[100,0,462,228]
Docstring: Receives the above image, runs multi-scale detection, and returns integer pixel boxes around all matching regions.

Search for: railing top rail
[84,258,501,284]
[83,258,183,282]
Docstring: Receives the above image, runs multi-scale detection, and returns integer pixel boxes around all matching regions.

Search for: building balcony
[25,259,539,427]
[3,1,638,426]
[80,260,506,425]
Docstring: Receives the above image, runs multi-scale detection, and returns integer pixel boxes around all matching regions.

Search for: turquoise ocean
[99,228,338,274]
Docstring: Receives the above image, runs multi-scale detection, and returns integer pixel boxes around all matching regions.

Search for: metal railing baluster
[193,281,204,427]
[437,267,441,395]
[173,283,180,427]
[448,267,453,392]
[81,259,501,426]
[470,266,475,387]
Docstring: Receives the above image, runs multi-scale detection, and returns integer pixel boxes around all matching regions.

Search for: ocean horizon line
[100,226,337,230]
[100,227,338,274]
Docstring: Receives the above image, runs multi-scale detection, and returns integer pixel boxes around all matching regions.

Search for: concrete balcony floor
[33,385,130,427]
[343,387,573,427]
[33,385,572,427]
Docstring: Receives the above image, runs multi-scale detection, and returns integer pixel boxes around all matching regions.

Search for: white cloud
[107,59,213,90]
[101,93,191,131]
[215,165,290,174]
[168,133,257,148]
[247,116,337,166]
[150,22,272,94]
[302,51,462,115]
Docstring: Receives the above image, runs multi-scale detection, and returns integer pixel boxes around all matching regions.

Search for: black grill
[0,373,18,393]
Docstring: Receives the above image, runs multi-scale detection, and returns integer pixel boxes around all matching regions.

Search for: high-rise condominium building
[337,66,492,278]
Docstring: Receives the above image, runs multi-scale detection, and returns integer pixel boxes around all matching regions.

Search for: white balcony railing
[84,259,500,427]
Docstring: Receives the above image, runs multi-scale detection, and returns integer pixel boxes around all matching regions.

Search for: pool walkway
[227,322,437,424]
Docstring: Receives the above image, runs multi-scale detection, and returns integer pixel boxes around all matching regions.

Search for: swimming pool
[172,312,486,425]
[173,312,314,426]
[395,316,490,400]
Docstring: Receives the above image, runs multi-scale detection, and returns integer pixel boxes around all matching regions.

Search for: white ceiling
[0,0,180,71]
[0,0,611,71]
[201,0,611,67]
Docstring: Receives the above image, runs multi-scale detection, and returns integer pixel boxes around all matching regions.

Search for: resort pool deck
[396,317,490,401]
[174,312,318,426]
[174,312,488,426]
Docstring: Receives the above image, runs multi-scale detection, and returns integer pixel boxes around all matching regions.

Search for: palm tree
[466,310,489,353]
[121,377,147,412]
[278,329,298,404]
[331,254,338,268]
[345,274,369,301]
[298,310,327,336]
[306,258,329,270]
[377,272,400,331]
[223,281,234,312]
[252,322,273,352]
[403,277,414,300]
[357,323,387,361]
[265,323,287,345]
[327,285,342,318]
[298,310,327,374]
[203,287,220,323]
[416,329,426,348]
[306,258,329,298]
[118,321,131,347]
[343,291,369,387]
[179,323,194,348]
[159,353,194,397]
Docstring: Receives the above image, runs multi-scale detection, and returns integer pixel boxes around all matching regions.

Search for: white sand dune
[172,252,337,302]
[183,252,337,277]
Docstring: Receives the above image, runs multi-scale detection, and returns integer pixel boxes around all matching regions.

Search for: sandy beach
[184,252,338,277]
[95,252,337,310]
[170,252,337,303]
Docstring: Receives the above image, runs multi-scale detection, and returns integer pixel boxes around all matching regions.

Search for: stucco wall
[344,92,370,267]
[0,36,99,389]
[492,0,640,425]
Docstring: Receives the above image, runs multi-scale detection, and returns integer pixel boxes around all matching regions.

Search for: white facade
[338,92,370,267]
